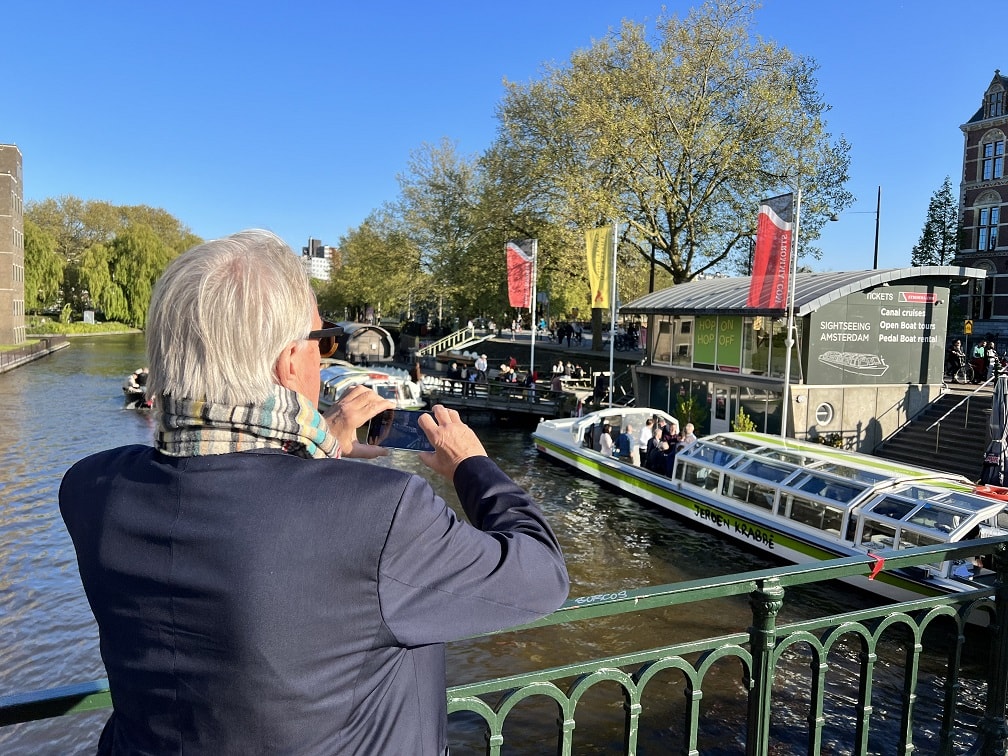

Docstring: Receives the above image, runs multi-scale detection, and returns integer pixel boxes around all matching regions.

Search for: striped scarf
[156,385,341,459]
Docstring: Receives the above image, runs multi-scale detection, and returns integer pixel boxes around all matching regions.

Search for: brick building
[0,145,25,345]
[955,71,1008,338]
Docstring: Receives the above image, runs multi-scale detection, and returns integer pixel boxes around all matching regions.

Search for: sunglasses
[306,320,344,358]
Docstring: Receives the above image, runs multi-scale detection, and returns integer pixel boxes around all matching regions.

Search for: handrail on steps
[923,374,996,457]
[414,327,478,359]
[926,376,995,433]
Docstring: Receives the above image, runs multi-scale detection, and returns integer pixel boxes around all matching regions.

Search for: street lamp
[830,185,881,269]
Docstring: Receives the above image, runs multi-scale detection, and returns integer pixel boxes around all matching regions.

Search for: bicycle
[944,357,974,384]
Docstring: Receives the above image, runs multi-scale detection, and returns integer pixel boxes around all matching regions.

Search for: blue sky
[2,1,999,272]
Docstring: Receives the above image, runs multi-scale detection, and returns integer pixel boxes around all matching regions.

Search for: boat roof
[321,362,409,388]
[621,266,986,317]
[677,432,1005,536]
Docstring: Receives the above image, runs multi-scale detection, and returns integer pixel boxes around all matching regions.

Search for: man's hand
[322,385,394,459]
[417,404,487,479]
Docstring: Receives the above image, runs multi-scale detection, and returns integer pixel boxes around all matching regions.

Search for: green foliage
[27,316,137,334]
[59,304,72,324]
[26,195,198,318]
[732,406,757,432]
[491,0,853,289]
[23,219,64,312]
[318,210,428,321]
[817,432,843,448]
[76,224,174,328]
[675,393,708,429]
[910,176,958,266]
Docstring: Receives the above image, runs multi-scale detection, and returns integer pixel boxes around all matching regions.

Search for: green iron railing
[4,538,1008,754]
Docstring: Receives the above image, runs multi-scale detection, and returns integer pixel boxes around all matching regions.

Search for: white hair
[146,229,315,406]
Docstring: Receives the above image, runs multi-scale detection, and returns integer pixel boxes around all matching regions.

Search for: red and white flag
[506,240,535,309]
[746,194,794,310]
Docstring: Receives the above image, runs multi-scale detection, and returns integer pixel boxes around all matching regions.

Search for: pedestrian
[987,340,1000,381]
[58,229,569,755]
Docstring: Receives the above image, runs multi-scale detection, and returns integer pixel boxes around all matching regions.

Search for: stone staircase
[874,387,993,480]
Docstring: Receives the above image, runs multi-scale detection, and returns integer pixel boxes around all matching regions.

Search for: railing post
[747,577,784,756]
[974,542,1008,755]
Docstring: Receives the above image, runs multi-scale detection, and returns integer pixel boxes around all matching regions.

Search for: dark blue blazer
[60,448,568,755]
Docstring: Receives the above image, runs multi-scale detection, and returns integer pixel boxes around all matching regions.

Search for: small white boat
[533,407,1008,604]
[122,368,151,409]
[318,361,424,412]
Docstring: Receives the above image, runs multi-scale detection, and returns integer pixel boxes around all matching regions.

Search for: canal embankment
[0,336,70,374]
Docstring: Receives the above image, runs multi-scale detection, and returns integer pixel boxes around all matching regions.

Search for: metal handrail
[6,537,1008,754]
[414,326,478,358]
[926,375,995,432]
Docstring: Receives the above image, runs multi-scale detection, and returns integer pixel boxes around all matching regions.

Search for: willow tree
[77,223,174,328]
[492,0,853,289]
[26,196,200,314]
[23,219,65,313]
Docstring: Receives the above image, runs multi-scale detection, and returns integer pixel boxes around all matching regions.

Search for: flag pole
[780,186,802,440]
[608,221,617,408]
[529,239,538,382]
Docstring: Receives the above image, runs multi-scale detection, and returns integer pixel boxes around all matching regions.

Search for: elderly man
[59,230,569,755]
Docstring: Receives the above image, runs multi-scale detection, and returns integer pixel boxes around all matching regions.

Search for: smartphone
[367,409,435,452]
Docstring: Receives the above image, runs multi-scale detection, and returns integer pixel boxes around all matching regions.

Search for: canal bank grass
[0,340,40,351]
[25,317,141,337]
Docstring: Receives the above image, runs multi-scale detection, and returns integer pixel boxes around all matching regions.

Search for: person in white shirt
[599,423,614,457]
[638,419,653,457]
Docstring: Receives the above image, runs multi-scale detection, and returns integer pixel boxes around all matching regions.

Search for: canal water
[0,335,990,754]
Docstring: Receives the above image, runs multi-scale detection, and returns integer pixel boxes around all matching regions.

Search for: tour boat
[318,361,424,412]
[532,407,1008,603]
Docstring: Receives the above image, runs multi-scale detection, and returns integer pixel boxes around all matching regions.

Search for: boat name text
[694,504,775,549]
[574,590,629,605]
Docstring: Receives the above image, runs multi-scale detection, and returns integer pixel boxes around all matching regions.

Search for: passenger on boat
[599,423,614,457]
[59,230,569,756]
[644,433,664,473]
[638,419,653,458]
[681,423,697,446]
[662,441,677,477]
[616,424,639,466]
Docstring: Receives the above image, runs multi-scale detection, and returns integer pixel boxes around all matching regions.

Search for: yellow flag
[585,227,613,310]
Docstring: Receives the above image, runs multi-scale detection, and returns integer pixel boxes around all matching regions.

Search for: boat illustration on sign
[817,351,889,377]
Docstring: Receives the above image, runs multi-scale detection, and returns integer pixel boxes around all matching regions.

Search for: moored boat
[318,361,424,412]
[533,407,1007,604]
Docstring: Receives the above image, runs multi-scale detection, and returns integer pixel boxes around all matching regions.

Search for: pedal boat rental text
[533,407,1007,603]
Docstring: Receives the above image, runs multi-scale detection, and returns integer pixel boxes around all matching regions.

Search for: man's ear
[274,341,300,390]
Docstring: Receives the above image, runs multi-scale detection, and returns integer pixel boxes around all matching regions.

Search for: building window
[983,140,1005,181]
[990,90,1005,118]
[979,206,1000,251]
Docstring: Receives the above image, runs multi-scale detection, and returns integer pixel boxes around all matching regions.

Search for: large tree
[26,195,200,315]
[910,176,959,266]
[492,0,853,290]
[318,210,428,323]
[396,138,499,324]
[76,223,174,328]
[23,218,65,313]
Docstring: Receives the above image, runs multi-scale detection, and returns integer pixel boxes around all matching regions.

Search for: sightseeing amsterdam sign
[805,285,949,386]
